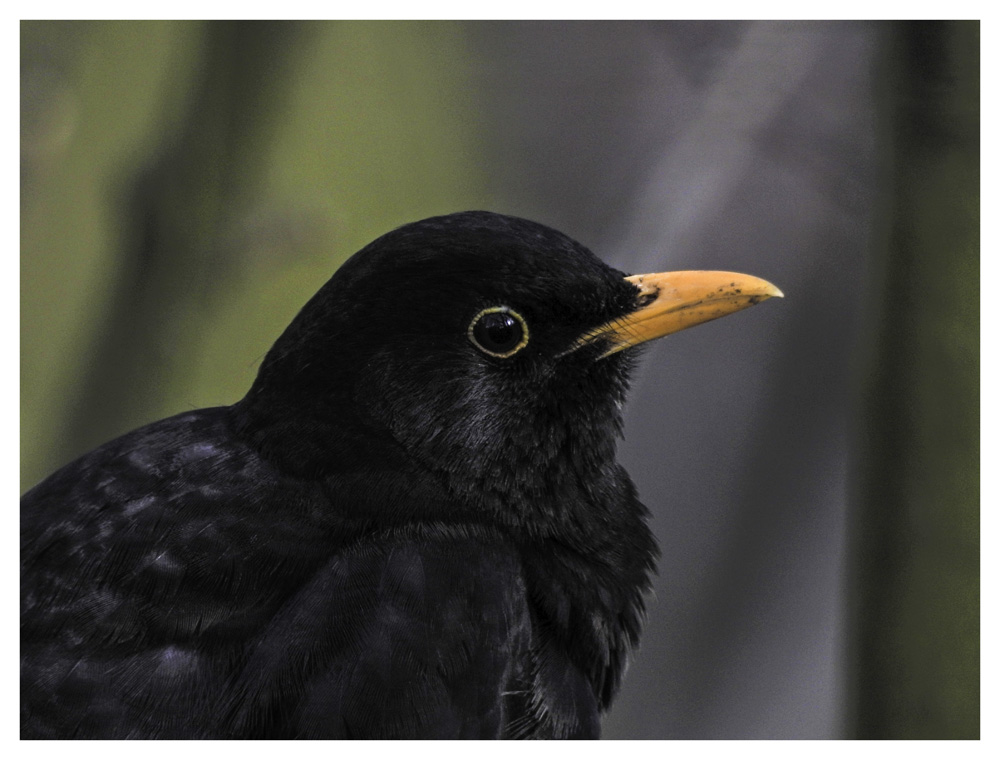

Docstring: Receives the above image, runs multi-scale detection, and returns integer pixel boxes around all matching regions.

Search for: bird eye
[468,307,529,358]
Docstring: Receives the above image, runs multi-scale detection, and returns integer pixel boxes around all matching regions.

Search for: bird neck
[232,384,656,711]
[518,478,657,710]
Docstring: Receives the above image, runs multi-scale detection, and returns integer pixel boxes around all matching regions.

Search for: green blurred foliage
[849,20,979,739]
[22,21,197,490]
[21,21,495,491]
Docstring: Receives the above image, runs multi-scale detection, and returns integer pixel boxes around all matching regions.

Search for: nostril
[636,289,659,308]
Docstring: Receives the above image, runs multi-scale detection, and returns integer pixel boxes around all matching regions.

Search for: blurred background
[20,20,979,739]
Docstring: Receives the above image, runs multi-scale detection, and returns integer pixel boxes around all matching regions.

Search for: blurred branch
[20,22,87,207]
[849,20,979,739]
[57,21,310,465]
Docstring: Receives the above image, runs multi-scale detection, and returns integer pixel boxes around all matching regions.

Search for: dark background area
[20,20,979,739]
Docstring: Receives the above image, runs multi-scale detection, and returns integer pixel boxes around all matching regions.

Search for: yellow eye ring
[467,306,530,358]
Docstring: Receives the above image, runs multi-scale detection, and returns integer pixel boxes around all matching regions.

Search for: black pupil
[474,312,522,354]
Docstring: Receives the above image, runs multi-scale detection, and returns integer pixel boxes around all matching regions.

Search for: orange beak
[579,270,783,358]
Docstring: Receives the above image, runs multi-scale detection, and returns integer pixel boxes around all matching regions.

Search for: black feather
[22,211,658,739]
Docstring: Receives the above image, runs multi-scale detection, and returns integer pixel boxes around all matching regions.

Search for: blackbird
[21,211,781,739]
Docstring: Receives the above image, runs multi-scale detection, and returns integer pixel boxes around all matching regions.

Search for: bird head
[237,211,781,530]
[234,211,781,706]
